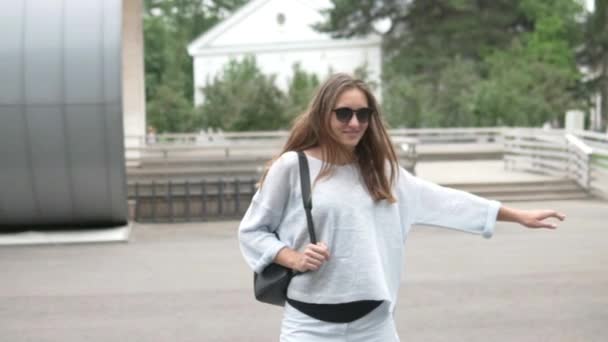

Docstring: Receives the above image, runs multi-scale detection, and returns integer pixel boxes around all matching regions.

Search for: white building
[187,0,382,106]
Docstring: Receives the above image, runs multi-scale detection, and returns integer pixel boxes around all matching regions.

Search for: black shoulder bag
[253,151,317,306]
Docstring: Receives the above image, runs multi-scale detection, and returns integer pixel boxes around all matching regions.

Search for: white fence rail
[126,127,608,197]
[126,127,506,147]
[124,127,504,170]
[503,130,570,178]
[504,128,608,197]
[125,135,419,180]
[565,134,592,189]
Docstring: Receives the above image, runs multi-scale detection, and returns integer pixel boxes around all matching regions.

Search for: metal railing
[125,137,417,221]
[125,136,418,180]
[504,128,608,198]
[129,178,257,222]
[587,144,608,199]
[568,130,608,197]
[126,127,607,221]
[125,126,505,147]
[503,129,570,178]
[389,127,504,144]
[565,134,593,189]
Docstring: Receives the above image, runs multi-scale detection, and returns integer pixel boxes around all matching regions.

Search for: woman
[238,73,565,341]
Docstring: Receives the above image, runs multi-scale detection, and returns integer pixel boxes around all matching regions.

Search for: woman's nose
[347,115,361,127]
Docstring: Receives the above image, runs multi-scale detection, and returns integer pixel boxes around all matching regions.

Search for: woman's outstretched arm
[497,206,566,229]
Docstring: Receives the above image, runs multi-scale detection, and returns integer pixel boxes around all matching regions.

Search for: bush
[147,82,202,133]
[199,56,288,131]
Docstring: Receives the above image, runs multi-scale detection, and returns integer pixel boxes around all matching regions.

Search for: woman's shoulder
[276,150,299,164]
[268,151,300,173]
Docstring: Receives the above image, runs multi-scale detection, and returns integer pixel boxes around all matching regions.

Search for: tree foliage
[579,0,608,130]
[284,63,320,120]
[318,0,586,128]
[143,0,247,132]
[143,0,324,132]
[473,1,582,127]
[143,0,597,132]
[385,57,480,127]
[147,81,201,133]
[198,57,288,131]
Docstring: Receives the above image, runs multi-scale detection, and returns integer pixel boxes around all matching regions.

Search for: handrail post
[566,139,572,179]
[584,153,591,189]
[565,133,593,190]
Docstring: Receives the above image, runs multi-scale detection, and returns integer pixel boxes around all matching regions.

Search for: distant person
[146,125,157,144]
[238,73,565,341]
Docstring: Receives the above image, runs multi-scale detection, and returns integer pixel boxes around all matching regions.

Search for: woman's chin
[339,139,360,149]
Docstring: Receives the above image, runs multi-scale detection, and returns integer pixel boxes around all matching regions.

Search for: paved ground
[0,199,607,341]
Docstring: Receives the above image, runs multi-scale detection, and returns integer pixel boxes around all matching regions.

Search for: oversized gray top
[238,151,500,310]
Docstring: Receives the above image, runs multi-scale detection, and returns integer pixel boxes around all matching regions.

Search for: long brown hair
[260,73,398,203]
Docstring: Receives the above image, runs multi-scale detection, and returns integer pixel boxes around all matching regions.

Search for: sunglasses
[333,107,374,124]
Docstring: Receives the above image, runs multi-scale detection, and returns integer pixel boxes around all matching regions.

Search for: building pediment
[188,0,378,56]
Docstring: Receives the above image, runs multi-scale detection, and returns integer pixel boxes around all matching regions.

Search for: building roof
[187,0,380,57]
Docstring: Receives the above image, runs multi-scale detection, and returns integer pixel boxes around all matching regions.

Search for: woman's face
[329,88,370,150]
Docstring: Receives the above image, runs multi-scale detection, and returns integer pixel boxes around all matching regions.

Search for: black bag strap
[297,151,317,244]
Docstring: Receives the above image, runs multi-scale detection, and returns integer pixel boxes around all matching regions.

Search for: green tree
[147,81,202,133]
[318,0,585,127]
[284,63,320,121]
[384,57,480,127]
[473,1,583,126]
[143,0,247,132]
[473,44,579,126]
[199,56,288,131]
[579,0,608,131]
[316,1,534,79]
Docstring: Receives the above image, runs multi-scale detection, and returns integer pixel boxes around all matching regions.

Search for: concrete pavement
[0,199,606,341]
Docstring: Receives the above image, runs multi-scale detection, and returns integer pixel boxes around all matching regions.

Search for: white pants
[280,301,400,342]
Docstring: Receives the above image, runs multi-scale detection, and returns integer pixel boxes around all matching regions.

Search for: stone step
[444,179,589,202]
[485,192,591,202]
[445,181,580,194]
[439,179,574,188]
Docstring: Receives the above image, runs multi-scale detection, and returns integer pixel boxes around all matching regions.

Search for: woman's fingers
[300,242,331,271]
[521,209,566,229]
[309,242,330,260]
[552,212,566,221]
[540,210,566,220]
[535,221,557,229]
[306,259,322,270]
[303,248,325,261]
[536,210,566,228]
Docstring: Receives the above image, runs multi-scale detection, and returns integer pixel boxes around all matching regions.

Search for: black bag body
[253,151,317,306]
[253,261,293,306]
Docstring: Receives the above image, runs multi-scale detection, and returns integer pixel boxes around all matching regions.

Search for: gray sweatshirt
[238,151,500,311]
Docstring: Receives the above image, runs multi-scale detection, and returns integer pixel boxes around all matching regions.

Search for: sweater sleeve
[238,152,295,273]
[399,167,501,238]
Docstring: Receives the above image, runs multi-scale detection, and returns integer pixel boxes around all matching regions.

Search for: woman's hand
[294,242,331,272]
[498,206,566,229]
[517,209,566,229]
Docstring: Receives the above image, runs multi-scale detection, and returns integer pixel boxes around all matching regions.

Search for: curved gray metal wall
[0,0,128,229]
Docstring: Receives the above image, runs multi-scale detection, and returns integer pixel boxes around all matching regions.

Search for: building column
[122,0,146,159]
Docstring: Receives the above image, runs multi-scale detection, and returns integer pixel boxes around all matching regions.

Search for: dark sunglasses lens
[335,108,354,122]
[356,108,373,122]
